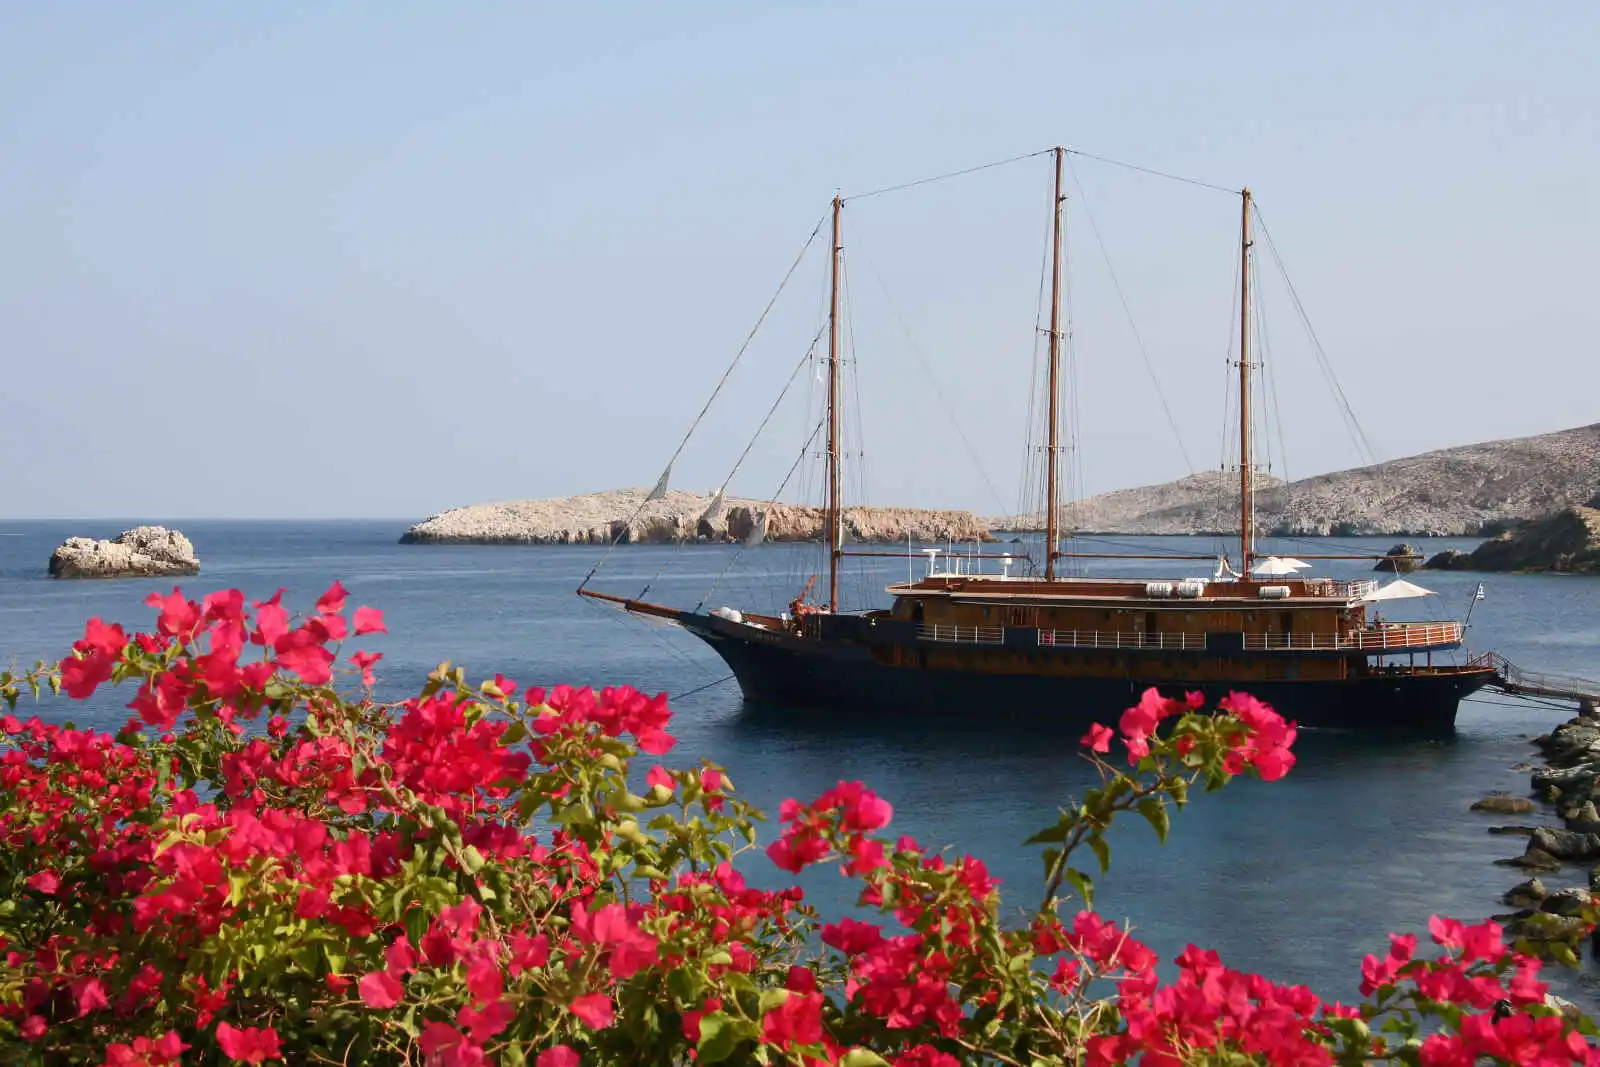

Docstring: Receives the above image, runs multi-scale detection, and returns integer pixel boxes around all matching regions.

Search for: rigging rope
[857,248,1011,518]
[843,149,1051,203]
[578,212,828,593]
[1252,205,1378,466]
[1064,155,1198,478]
[1062,148,1240,196]
[696,418,826,613]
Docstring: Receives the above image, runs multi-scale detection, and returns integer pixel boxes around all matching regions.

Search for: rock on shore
[1423,507,1600,574]
[48,526,200,579]
[400,490,993,546]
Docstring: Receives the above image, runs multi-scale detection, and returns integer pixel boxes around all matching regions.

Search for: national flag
[1473,583,1485,602]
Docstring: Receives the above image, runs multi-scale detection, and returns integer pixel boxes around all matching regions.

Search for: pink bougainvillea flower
[359,970,403,1009]
[215,1022,282,1063]
[26,870,61,895]
[145,588,202,640]
[315,580,349,615]
[646,764,673,791]
[353,606,387,635]
[570,992,614,1029]
[1081,722,1113,752]
[351,650,383,686]
[72,976,109,1017]
[536,1047,580,1067]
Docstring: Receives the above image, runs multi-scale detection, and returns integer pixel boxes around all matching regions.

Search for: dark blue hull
[682,614,1494,736]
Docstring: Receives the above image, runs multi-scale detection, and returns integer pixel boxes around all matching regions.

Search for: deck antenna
[1238,187,1254,576]
[1045,146,1065,580]
[826,194,843,612]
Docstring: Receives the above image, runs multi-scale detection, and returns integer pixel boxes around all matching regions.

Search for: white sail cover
[1250,556,1311,576]
[646,466,671,502]
[700,487,726,524]
[1359,579,1437,602]
[744,510,767,546]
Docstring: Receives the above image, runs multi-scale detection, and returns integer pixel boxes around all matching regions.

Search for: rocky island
[990,422,1600,537]
[400,490,993,545]
[48,526,200,579]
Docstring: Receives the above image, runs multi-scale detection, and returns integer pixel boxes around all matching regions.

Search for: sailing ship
[579,147,1497,733]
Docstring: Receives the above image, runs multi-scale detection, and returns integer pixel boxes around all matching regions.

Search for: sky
[2,2,1595,519]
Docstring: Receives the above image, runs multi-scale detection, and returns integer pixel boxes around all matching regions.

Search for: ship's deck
[886,574,1380,607]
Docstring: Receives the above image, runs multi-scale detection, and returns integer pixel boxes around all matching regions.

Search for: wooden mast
[1238,187,1253,576]
[1045,147,1065,580]
[826,194,843,612]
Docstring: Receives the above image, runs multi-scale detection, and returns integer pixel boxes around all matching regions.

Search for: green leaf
[1088,833,1111,875]
[1137,796,1170,844]
[840,1051,890,1067]
[501,720,527,745]
[697,1012,740,1065]
[1040,847,1062,883]
[1024,811,1073,846]
[1065,867,1095,910]
[757,988,790,1014]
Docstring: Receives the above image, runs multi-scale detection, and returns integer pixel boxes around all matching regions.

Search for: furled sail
[745,510,768,546]
[645,466,671,502]
[700,487,727,524]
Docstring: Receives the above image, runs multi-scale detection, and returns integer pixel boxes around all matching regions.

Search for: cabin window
[911,602,925,623]
[1145,612,1158,635]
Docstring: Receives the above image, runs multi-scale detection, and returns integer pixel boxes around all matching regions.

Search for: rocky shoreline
[400,490,993,546]
[1479,703,1600,956]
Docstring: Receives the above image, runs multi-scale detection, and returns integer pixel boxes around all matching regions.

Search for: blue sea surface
[2,520,1598,1006]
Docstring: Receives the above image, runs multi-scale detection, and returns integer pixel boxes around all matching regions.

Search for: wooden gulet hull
[677,610,1496,735]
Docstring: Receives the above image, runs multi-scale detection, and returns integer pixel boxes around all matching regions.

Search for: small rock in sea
[1573,801,1600,824]
[1530,763,1598,797]
[48,526,199,580]
[1590,867,1600,894]
[1504,877,1548,908]
[1540,887,1593,917]
[1472,794,1537,815]
[1499,847,1563,872]
[1504,912,1590,943]
[1529,827,1600,861]
[1487,825,1536,836]
[1374,542,1420,572]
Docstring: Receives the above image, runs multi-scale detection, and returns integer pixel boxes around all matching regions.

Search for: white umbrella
[1250,556,1311,576]
[1359,579,1437,602]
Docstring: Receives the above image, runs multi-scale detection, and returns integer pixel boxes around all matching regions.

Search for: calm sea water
[3,520,1598,1005]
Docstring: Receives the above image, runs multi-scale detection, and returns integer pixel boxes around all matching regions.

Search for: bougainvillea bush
[0,585,1595,1066]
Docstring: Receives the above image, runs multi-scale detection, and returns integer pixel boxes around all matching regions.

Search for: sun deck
[886,574,1380,607]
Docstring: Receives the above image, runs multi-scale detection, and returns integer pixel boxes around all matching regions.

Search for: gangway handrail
[1487,652,1600,705]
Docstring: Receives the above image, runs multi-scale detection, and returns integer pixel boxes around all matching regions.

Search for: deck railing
[1243,622,1464,652]
[1040,629,1207,650]
[916,624,1006,645]
[1299,578,1381,600]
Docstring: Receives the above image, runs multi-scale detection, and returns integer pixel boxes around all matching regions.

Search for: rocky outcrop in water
[400,490,992,545]
[48,526,200,579]
[1423,507,1600,574]
[990,423,1600,536]
[1374,543,1421,573]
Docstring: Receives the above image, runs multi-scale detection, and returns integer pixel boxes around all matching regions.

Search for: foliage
[0,584,1593,1066]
